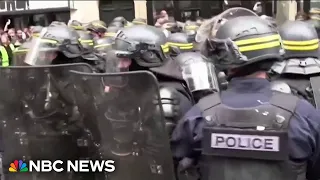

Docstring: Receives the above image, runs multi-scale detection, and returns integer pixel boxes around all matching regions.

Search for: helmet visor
[182,61,219,92]
[24,28,59,66]
[196,7,258,42]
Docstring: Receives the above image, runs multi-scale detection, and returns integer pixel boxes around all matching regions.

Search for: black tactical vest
[197,92,307,180]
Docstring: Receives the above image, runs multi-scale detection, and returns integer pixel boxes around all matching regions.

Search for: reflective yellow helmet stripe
[184,25,199,30]
[14,49,29,53]
[161,44,170,53]
[105,32,116,37]
[282,39,319,45]
[235,34,280,46]
[234,34,281,52]
[40,39,58,44]
[283,44,319,51]
[94,44,112,48]
[282,39,319,51]
[167,42,193,50]
[167,42,193,47]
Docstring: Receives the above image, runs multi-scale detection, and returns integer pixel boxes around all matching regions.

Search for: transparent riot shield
[0,63,93,180]
[196,7,258,43]
[70,70,176,180]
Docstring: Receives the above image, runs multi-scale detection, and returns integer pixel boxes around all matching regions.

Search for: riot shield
[0,63,93,180]
[70,70,176,180]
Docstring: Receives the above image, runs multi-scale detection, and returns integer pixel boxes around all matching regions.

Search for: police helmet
[68,20,83,30]
[132,18,147,25]
[31,26,43,37]
[108,21,124,28]
[77,30,94,52]
[167,32,194,56]
[86,20,107,34]
[49,21,67,27]
[113,16,127,26]
[105,26,121,37]
[24,26,84,65]
[93,37,113,53]
[279,21,319,59]
[208,16,282,71]
[113,25,170,68]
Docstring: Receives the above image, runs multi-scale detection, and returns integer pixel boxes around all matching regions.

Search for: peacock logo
[9,160,28,172]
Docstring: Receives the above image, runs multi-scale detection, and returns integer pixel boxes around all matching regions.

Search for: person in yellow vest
[0,33,14,67]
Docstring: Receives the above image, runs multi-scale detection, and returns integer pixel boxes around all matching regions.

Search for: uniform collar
[228,78,271,93]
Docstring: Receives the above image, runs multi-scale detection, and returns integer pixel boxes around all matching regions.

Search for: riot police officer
[173,15,320,180]
[167,32,195,59]
[105,26,121,38]
[68,20,83,30]
[77,30,94,53]
[112,25,193,136]
[23,25,104,72]
[93,37,113,54]
[271,20,320,108]
[86,20,108,39]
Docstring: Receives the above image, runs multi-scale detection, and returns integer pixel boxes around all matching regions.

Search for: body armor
[197,92,305,180]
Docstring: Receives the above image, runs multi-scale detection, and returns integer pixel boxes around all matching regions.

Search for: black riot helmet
[108,21,124,28]
[86,20,107,34]
[113,25,170,68]
[68,20,83,30]
[279,21,319,59]
[112,16,127,26]
[24,26,85,65]
[77,30,94,52]
[132,18,147,25]
[167,32,194,56]
[31,26,44,38]
[49,21,67,27]
[208,15,282,72]
[105,26,121,38]
[93,37,113,53]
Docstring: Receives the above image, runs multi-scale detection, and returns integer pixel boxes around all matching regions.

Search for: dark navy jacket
[171,78,320,179]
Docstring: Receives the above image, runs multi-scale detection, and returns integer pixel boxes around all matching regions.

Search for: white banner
[0,0,70,12]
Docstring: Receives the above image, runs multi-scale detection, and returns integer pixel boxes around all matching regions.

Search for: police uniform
[172,15,320,180]
[271,21,320,108]
[113,25,194,136]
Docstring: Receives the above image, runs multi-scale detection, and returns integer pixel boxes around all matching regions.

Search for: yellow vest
[0,44,14,67]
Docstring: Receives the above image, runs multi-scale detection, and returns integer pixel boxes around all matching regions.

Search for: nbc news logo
[9,159,115,173]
